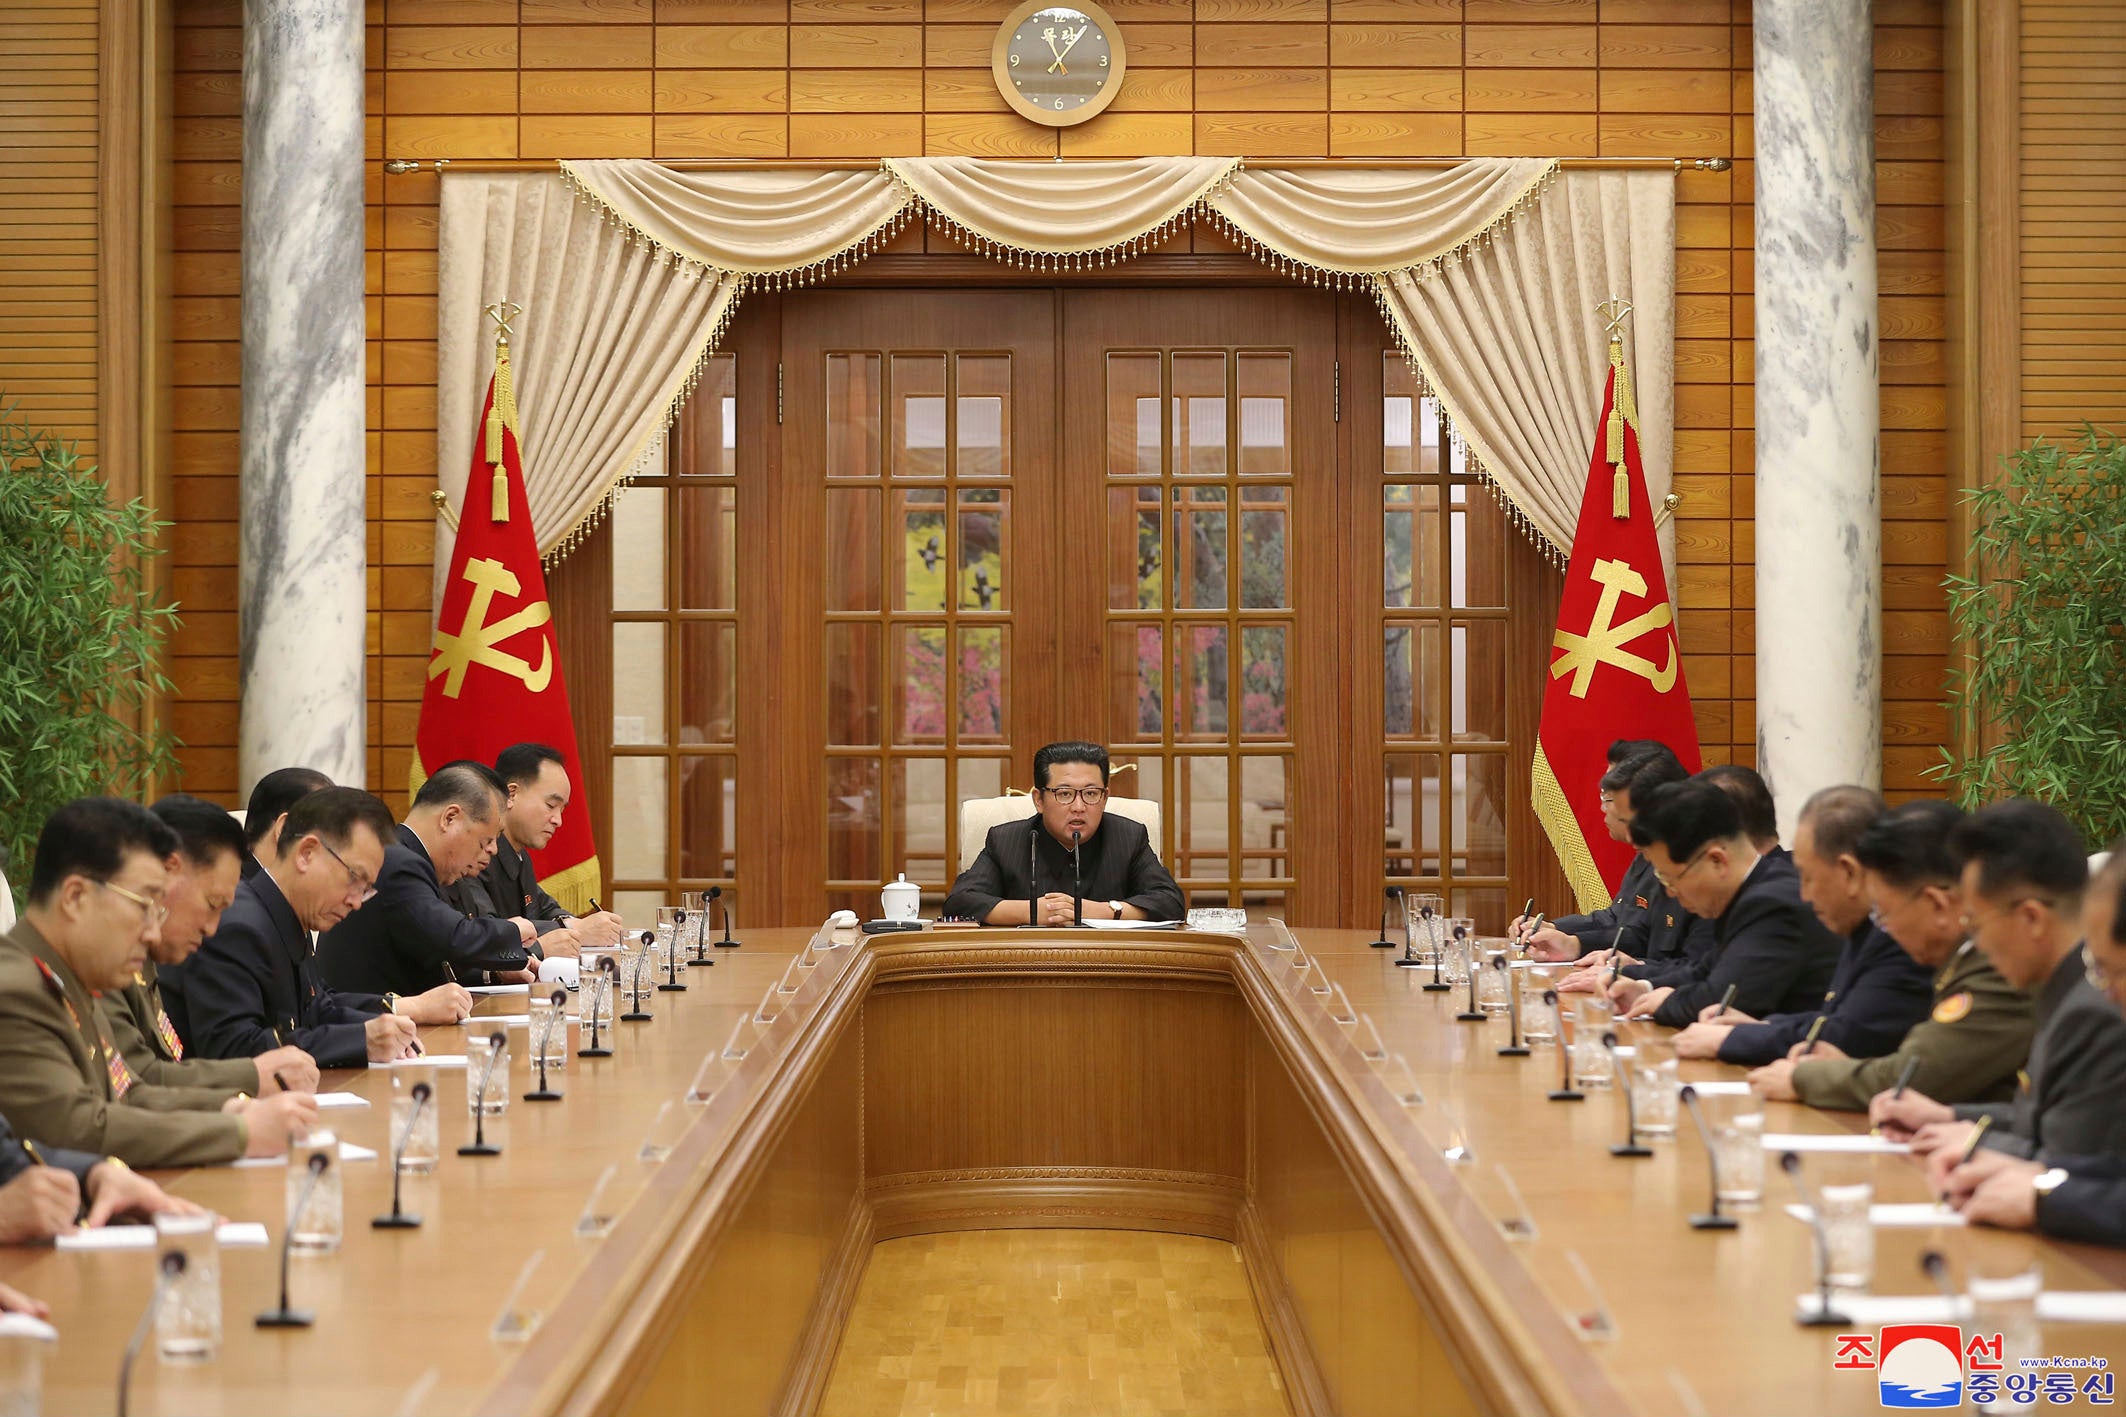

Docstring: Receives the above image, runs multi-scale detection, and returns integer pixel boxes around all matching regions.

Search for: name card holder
[490,1250,546,1343]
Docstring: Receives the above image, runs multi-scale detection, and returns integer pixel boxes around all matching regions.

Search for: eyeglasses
[98,879,168,927]
[318,839,378,904]
[1039,786,1108,807]
[1651,844,1711,892]
[1598,793,1619,809]
[1958,895,2056,939]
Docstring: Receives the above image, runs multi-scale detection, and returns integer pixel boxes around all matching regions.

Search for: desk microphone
[1547,990,1583,1102]
[1370,888,1396,948]
[1919,1249,1961,1314]
[1454,926,1486,1022]
[1783,1152,1853,1326]
[1496,955,1529,1056]
[580,957,616,1058]
[373,1082,431,1229]
[1420,905,1450,989]
[691,888,719,964]
[1389,889,1414,961]
[460,1032,506,1156]
[1679,1085,1737,1229]
[622,931,654,1021]
[1071,830,1083,927]
[1027,825,1039,928]
[526,989,566,1101]
[1604,1032,1651,1157]
[659,910,688,991]
[257,1153,329,1328]
[120,1249,187,1414]
[715,887,741,949]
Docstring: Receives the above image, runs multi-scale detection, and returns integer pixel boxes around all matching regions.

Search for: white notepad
[230,1141,377,1169]
[58,1221,269,1250]
[381,1054,467,1068]
[1762,1131,1909,1155]
[1797,1292,2126,1325]
[466,983,529,996]
[1785,1202,1964,1229]
[1680,1080,1756,1096]
[313,1092,369,1110]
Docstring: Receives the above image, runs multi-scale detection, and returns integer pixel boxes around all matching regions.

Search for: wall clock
[991,0,1127,128]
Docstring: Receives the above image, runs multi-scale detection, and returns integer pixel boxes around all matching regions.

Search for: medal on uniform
[156,1007,185,1059]
[105,1042,134,1098]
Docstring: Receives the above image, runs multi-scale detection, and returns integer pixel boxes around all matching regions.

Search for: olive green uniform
[1791,939,2034,1112]
[98,958,256,1098]
[0,921,247,1168]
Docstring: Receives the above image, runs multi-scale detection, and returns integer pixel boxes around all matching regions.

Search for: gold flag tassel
[1598,298,1638,521]
[484,301,523,524]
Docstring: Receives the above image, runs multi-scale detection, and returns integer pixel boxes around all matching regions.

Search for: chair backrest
[956,795,1164,873]
[0,864,14,936]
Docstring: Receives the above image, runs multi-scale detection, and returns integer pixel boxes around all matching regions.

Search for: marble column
[238,0,368,792]
[1753,0,1881,838]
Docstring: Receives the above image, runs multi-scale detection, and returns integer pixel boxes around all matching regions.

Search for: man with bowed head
[447,742,624,956]
[180,786,468,1069]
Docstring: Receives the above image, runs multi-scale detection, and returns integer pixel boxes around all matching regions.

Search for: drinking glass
[286,1128,342,1253]
[1441,927,1473,986]
[153,1212,221,1359]
[1476,951,1512,1015]
[1405,894,1444,962]
[390,1063,440,1174]
[529,992,568,1072]
[1816,1182,1875,1294]
[580,964,616,1050]
[0,1313,56,1417]
[1520,969,1558,1044]
[1570,998,1617,1089]
[1629,1051,1680,1138]
[653,906,680,968]
[680,892,706,957]
[467,1034,511,1116]
[1969,1256,2043,1378]
[1709,1102,1766,1205]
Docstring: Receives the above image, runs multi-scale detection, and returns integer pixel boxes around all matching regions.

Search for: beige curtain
[887,156,1235,256]
[436,174,735,575]
[561,159,910,276]
[1379,170,1676,579]
[1208,158,1554,274]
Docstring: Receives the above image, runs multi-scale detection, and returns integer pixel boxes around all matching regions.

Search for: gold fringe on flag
[1599,298,1640,521]
[485,302,523,524]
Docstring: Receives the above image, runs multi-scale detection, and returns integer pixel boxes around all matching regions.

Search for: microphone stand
[1679,1085,1737,1229]
[1388,889,1416,963]
[579,958,615,1058]
[373,1083,431,1228]
[621,931,653,1021]
[1369,888,1395,948]
[121,1250,187,1415]
[524,989,566,1101]
[1454,927,1486,1022]
[659,909,688,991]
[1419,906,1449,988]
[1783,1152,1853,1326]
[459,1033,506,1156]
[1496,955,1529,1056]
[715,891,741,949]
[1604,1031,1651,1157]
[1071,829,1083,927]
[257,1154,330,1327]
[1547,990,1583,1101]
[1027,825,1039,928]
[691,888,718,965]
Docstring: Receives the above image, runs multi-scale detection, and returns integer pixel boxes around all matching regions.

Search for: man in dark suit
[1607,775,1844,1029]
[1877,802,2126,1191]
[445,743,624,953]
[1521,742,1691,961]
[236,766,333,882]
[943,742,1184,926]
[1675,784,1932,1068]
[317,762,546,995]
[178,787,456,1069]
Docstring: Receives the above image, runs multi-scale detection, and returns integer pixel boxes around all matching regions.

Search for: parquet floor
[818,1229,1291,1417]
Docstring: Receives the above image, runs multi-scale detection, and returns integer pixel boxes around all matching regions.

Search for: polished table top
[3,924,2122,1416]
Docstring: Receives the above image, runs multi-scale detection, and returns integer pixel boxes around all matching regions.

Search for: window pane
[1106,352,1160,477]
[1236,352,1289,475]
[827,622,881,746]
[1173,352,1227,477]
[958,626,1007,743]
[956,354,1009,480]
[1238,506,1286,609]
[1451,620,1507,743]
[1108,486,1161,610]
[1173,485,1228,610]
[826,352,881,479]
[958,757,1005,807]
[1175,624,1228,741]
[611,485,665,612]
[611,756,668,880]
[676,485,736,611]
[1383,621,1440,739]
[895,487,949,613]
[958,494,1006,611]
[1382,355,1439,477]
[892,757,948,884]
[1109,622,1162,743]
[891,353,947,478]
[677,755,736,880]
[826,757,881,882]
[1450,484,1508,609]
[825,487,880,612]
[1239,625,1287,740]
[1382,751,1438,879]
[1452,753,1508,878]
[1178,754,1229,880]
[1116,752,1162,823]
[674,354,736,478]
[1383,484,1439,609]
[1238,755,1287,880]
[612,622,665,746]
[895,625,948,745]
[678,621,735,745]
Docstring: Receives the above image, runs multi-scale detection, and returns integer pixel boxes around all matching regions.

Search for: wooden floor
[818,1229,1291,1417]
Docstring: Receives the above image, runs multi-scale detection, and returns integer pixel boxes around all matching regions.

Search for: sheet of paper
[313,1092,369,1109]
[1080,918,1185,930]
[466,983,529,996]
[58,1222,269,1250]
[1785,1202,1964,1229]
[1797,1292,2126,1325]
[1679,1079,1755,1096]
[1761,1131,1909,1155]
[462,1014,531,1028]
[383,1054,468,1068]
[229,1141,377,1169]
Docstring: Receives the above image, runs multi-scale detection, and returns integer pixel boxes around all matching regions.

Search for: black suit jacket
[1958,945,2126,1162]
[942,814,1185,924]
[1650,848,1845,1028]
[1618,878,1718,979]
[166,870,383,1070]
[2034,1151,2126,1249]
[316,825,529,996]
[1717,920,1936,1065]
[445,836,569,935]
[1553,854,1657,955]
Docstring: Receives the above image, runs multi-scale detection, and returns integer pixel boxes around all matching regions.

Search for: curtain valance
[435,157,1673,580]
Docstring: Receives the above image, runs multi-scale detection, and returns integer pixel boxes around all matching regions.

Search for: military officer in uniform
[1751,800,2033,1108]
[445,743,624,960]
[0,799,317,1168]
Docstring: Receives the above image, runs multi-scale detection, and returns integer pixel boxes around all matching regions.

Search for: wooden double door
[559,279,1565,929]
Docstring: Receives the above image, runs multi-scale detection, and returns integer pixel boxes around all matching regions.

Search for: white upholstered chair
[0,864,14,935]
[956,793,1164,873]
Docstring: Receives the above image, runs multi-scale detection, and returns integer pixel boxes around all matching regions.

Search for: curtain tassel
[489,333,519,523]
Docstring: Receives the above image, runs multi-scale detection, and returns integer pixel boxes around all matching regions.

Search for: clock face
[994,3,1125,127]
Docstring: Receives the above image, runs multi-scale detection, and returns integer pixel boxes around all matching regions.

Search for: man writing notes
[944,742,1184,927]
[445,743,624,952]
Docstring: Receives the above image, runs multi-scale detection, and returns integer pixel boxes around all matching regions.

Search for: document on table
[1798,1292,2126,1325]
[1681,1080,1755,1096]
[466,983,529,996]
[314,1092,369,1110]
[59,1222,270,1251]
[1081,918,1186,930]
[382,1054,468,1068]
[1784,1202,1964,1228]
[1761,1131,1910,1155]
[230,1141,378,1169]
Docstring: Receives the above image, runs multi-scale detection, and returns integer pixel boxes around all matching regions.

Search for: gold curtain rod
[382,155,1730,175]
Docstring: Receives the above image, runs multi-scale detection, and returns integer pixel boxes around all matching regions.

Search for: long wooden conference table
[7,924,2126,1416]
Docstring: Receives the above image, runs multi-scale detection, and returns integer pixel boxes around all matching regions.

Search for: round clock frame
[990,0,1128,129]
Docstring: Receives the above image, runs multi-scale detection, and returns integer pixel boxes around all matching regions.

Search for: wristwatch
[1109,900,1127,920]
[2034,1166,2070,1196]
[380,992,400,1015]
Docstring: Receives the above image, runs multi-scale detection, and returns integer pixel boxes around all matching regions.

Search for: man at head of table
[941,742,1184,927]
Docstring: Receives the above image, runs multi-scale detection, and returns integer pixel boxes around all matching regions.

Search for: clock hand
[1054,24,1089,64]
[1043,32,1068,75]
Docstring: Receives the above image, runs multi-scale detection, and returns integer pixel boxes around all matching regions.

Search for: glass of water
[153,1211,221,1359]
[286,1127,343,1253]
[1969,1254,2043,1379]
[1405,894,1444,962]
[1816,1181,1876,1294]
[529,992,569,1072]
[1629,1049,1680,1138]
[0,1312,57,1417]
[1710,1101,1766,1205]
[1571,998,1617,1088]
[390,1063,440,1174]
[468,1032,510,1115]
[1476,950,1513,1015]
[1520,969,1558,1043]
[654,906,681,964]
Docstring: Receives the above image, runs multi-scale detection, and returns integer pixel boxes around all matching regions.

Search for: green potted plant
[1939,425,2126,847]
[0,402,179,905]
